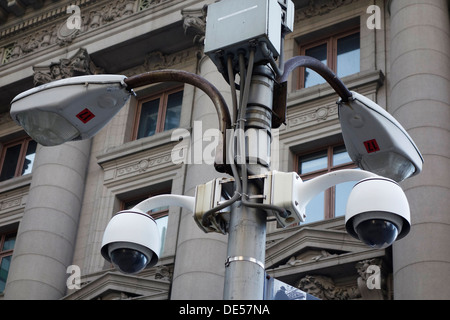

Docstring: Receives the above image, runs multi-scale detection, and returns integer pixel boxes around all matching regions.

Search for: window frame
[0,137,37,182]
[0,231,16,293]
[120,189,171,219]
[295,144,356,220]
[132,86,184,140]
[298,27,360,89]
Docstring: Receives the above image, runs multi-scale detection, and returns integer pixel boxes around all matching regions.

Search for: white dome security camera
[101,210,161,274]
[345,177,411,249]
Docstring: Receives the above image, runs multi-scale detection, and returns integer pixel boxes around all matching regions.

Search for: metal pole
[223,65,275,299]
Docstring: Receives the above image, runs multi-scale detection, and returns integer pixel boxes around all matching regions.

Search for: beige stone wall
[1,0,449,300]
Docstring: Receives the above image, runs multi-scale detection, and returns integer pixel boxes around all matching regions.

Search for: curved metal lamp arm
[278,55,353,102]
[124,69,232,172]
[133,194,196,213]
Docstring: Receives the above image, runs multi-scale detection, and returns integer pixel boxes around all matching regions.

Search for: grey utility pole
[223,64,275,299]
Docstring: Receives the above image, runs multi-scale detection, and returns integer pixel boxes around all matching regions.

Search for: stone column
[5,141,91,299]
[389,0,450,299]
[5,49,95,299]
[170,8,230,299]
[170,54,231,299]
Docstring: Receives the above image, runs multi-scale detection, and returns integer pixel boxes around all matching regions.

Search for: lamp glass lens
[16,110,80,146]
[360,152,416,182]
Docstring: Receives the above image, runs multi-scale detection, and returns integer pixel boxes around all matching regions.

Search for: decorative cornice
[123,49,194,76]
[0,0,98,38]
[0,0,175,66]
[295,0,357,22]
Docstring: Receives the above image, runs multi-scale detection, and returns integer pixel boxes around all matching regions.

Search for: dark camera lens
[110,248,149,274]
[355,219,398,249]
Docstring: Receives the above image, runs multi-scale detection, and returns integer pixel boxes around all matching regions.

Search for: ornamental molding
[286,102,338,131]
[296,257,389,300]
[181,5,207,45]
[0,0,175,66]
[33,48,102,86]
[99,140,181,190]
[297,274,360,300]
[124,48,194,76]
[295,0,358,22]
[63,271,171,300]
[0,183,29,226]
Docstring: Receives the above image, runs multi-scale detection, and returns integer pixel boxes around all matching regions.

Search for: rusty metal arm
[278,55,353,102]
[124,69,232,173]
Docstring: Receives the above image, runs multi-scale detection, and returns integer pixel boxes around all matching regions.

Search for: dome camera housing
[345,177,410,248]
[101,210,161,274]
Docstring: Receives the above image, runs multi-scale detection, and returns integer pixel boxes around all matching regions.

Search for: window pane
[2,234,16,251]
[0,144,21,181]
[304,43,327,87]
[155,215,168,255]
[305,191,325,223]
[137,98,160,139]
[299,150,328,174]
[21,140,37,176]
[335,181,358,217]
[332,145,352,166]
[337,33,360,78]
[164,91,183,131]
[0,255,12,293]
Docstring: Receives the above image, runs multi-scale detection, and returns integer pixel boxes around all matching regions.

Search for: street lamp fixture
[10,75,130,146]
[9,0,423,299]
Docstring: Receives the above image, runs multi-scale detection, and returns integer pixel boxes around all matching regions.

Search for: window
[0,137,37,182]
[122,193,170,254]
[0,231,16,293]
[133,87,183,140]
[297,144,357,223]
[299,29,360,88]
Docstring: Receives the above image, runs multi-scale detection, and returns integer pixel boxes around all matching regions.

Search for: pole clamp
[225,256,265,270]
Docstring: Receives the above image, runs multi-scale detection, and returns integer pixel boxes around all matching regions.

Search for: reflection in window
[135,88,183,140]
[300,30,360,88]
[337,32,360,78]
[0,138,37,182]
[304,43,327,88]
[0,232,16,293]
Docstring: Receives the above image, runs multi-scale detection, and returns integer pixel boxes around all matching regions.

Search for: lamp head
[10,75,131,146]
[345,177,411,248]
[101,210,161,274]
[338,91,423,182]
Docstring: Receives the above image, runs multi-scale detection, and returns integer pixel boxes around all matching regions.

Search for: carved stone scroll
[297,275,360,300]
[33,48,102,86]
[181,5,207,45]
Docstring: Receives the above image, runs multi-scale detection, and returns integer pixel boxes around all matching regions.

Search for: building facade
[0,0,449,300]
